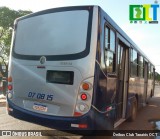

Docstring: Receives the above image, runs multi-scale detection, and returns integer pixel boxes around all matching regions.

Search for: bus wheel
[150,90,153,97]
[128,99,137,122]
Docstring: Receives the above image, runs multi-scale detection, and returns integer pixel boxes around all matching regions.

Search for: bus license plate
[33,104,48,112]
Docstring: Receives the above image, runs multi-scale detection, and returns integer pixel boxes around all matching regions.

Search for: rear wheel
[146,90,153,104]
[128,99,137,122]
[150,90,153,97]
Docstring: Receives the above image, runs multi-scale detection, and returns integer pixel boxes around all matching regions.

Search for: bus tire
[128,99,137,122]
[146,90,153,104]
[150,90,153,97]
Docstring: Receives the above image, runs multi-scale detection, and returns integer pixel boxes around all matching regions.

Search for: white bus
[7,6,155,131]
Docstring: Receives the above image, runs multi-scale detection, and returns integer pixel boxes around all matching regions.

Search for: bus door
[115,42,129,122]
[144,61,148,103]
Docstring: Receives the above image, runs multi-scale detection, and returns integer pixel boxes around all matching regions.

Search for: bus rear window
[14,10,89,56]
[46,70,74,85]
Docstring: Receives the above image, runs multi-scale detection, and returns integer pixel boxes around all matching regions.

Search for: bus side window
[131,49,138,76]
[104,26,116,73]
[151,65,154,79]
[138,55,144,78]
[148,63,151,79]
[105,50,114,72]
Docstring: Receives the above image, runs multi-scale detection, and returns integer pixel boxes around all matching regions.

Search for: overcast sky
[1,0,160,73]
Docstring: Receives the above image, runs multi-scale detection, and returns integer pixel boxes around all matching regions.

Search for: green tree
[0,7,32,94]
[0,6,32,62]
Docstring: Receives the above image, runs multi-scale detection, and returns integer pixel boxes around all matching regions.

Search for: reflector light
[82,83,90,90]
[71,123,88,128]
[79,124,88,128]
[74,112,82,117]
[71,124,79,128]
[8,77,12,82]
[81,93,87,100]
[8,85,12,90]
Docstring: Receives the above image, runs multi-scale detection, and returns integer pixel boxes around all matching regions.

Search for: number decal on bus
[37,93,45,100]
[28,92,36,98]
[28,92,53,101]
[46,95,53,101]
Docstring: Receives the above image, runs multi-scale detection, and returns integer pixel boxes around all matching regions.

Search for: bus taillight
[82,82,90,90]
[8,76,12,82]
[73,78,93,117]
[81,93,87,100]
[8,85,13,90]
[79,103,88,112]
[7,76,13,99]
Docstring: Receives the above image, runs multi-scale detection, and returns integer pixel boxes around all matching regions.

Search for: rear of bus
[7,6,99,130]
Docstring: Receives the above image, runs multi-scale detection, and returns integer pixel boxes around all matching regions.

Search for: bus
[7,6,155,131]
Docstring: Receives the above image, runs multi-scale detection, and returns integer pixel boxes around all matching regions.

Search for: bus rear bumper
[7,99,96,131]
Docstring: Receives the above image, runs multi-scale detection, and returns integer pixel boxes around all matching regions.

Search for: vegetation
[0,6,32,63]
[0,7,32,94]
